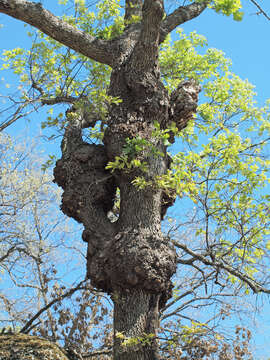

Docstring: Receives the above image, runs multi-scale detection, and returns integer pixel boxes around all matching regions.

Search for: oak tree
[0,1,270,359]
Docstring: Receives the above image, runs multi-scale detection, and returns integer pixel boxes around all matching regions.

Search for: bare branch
[0,100,38,132]
[0,245,17,263]
[161,272,216,313]
[173,241,270,294]
[0,0,115,66]
[20,280,89,334]
[250,0,270,20]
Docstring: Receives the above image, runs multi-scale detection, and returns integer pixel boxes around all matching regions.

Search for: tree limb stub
[169,80,201,133]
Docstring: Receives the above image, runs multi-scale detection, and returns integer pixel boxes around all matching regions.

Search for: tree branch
[82,348,112,358]
[40,96,78,106]
[160,1,209,42]
[173,241,270,295]
[0,0,115,66]
[0,245,17,263]
[128,0,164,72]
[0,100,38,132]
[20,280,88,334]
[161,272,216,313]
[249,0,270,20]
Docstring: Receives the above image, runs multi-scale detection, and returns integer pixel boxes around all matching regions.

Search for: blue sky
[0,1,270,358]
[183,1,270,104]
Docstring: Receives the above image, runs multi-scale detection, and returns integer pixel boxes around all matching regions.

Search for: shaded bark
[113,290,161,360]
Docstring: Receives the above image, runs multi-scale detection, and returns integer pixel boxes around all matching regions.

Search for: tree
[0,132,75,331]
[0,1,269,359]
[0,132,115,356]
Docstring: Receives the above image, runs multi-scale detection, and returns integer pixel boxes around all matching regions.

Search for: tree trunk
[53,55,200,360]
[53,1,201,358]
[113,290,161,360]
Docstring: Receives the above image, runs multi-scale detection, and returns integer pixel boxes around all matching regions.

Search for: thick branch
[128,0,164,72]
[40,96,77,106]
[0,0,115,66]
[160,1,209,42]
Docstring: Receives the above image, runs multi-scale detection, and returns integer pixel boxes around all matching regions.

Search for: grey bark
[113,290,161,360]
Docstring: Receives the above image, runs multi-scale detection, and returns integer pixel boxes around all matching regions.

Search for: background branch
[250,0,270,20]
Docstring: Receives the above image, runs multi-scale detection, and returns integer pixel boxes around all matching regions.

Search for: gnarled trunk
[53,2,200,359]
[53,66,199,360]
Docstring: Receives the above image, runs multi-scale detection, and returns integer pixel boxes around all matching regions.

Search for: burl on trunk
[54,1,200,358]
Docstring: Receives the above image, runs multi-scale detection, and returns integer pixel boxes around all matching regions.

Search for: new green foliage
[0,1,269,357]
[1,1,269,289]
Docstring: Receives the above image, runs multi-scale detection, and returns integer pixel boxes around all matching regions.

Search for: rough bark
[0,0,208,66]
[53,11,200,360]
[0,334,70,360]
[113,290,161,360]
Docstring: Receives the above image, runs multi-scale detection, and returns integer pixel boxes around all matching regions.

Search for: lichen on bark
[0,334,70,360]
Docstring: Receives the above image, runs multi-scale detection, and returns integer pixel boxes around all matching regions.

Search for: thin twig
[20,280,88,334]
[250,0,270,20]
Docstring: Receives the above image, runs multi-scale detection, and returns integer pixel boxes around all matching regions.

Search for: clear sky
[0,1,270,358]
